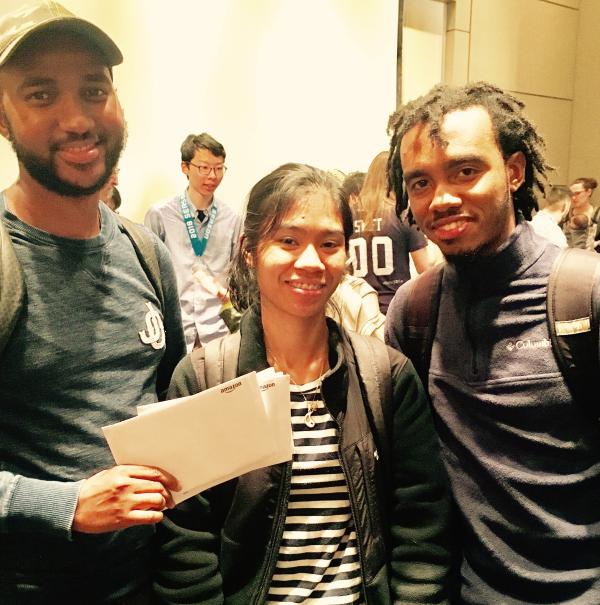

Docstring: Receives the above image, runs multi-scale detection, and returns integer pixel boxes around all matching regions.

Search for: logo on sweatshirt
[505,338,551,352]
[138,302,165,350]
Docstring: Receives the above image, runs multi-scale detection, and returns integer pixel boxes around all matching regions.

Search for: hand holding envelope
[102,369,292,504]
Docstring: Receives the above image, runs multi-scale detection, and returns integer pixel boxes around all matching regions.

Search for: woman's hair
[571,177,598,192]
[228,163,353,312]
[350,151,393,232]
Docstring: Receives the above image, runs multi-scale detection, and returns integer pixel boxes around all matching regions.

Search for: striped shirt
[266,379,363,604]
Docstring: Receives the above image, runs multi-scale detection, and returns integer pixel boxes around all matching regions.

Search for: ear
[181,161,190,179]
[506,151,526,192]
[0,100,10,141]
[239,234,253,267]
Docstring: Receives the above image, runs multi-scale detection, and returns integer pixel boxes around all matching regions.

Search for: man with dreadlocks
[385,82,600,604]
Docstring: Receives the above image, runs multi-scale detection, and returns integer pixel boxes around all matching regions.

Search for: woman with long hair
[154,163,451,604]
[349,151,437,313]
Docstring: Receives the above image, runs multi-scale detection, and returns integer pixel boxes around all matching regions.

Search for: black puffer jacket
[153,307,451,604]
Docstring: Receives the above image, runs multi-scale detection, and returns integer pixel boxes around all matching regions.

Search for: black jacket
[153,307,451,604]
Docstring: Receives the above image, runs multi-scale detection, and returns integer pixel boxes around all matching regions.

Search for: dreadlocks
[387,81,552,222]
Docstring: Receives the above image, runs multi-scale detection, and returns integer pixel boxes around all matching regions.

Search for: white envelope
[102,372,291,503]
[135,368,283,416]
[256,373,293,466]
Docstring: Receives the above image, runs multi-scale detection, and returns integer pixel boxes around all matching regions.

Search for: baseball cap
[0,1,123,68]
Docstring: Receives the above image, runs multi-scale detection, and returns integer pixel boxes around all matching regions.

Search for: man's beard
[443,187,514,264]
[6,120,126,198]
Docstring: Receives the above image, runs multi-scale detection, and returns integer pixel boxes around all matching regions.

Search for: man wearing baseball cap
[0,2,186,603]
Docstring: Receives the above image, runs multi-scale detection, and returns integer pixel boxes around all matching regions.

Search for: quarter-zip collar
[446,217,545,296]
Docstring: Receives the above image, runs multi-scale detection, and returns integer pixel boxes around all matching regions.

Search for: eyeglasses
[188,162,227,177]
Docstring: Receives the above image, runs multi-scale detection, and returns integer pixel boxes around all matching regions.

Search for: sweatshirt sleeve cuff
[7,476,83,538]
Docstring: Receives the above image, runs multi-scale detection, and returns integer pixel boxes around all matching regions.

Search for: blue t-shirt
[349,204,426,313]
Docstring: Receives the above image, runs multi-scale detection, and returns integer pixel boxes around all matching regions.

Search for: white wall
[0,0,399,220]
[569,0,600,186]
[443,0,580,186]
[402,0,445,103]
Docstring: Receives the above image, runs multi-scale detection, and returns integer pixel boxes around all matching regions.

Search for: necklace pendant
[304,402,317,428]
[304,411,316,428]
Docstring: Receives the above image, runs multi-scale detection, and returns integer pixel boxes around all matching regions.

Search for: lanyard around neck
[179,193,218,257]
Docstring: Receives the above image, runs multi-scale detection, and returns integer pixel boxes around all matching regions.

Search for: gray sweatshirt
[0,198,185,602]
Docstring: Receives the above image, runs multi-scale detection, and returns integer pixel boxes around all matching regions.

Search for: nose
[294,243,325,271]
[430,184,461,212]
[57,94,95,134]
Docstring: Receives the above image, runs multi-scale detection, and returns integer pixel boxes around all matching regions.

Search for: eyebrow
[276,223,344,236]
[403,155,485,181]
[18,76,54,89]
[83,72,112,84]
[18,72,111,89]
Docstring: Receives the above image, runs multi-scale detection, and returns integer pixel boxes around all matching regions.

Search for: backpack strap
[402,264,445,384]
[547,247,600,420]
[189,331,241,391]
[0,218,25,355]
[117,216,164,311]
[346,331,393,480]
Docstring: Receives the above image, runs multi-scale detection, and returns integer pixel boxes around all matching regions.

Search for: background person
[563,176,598,250]
[340,169,366,206]
[145,132,242,350]
[103,185,121,212]
[348,150,437,314]
[154,163,452,604]
[530,184,570,247]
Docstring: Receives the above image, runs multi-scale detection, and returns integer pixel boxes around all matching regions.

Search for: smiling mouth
[437,220,466,232]
[54,138,101,166]
[287,281,324,291]
[428,215,473,241]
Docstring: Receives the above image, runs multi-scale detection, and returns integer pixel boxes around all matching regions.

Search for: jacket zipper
[339,448,369,604]
[335,403,369,604]
[466,297,478,377]
[252,461,292,604]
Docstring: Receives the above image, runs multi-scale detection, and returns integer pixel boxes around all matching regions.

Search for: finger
[120,465,181,491]
[152,467,180,491]
[130,492,167,511]
[164,489,176,510]
[131,482,176,510]
[129,478,171,497]
[124,509,164,526]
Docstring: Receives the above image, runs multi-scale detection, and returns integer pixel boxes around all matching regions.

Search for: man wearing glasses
[145,133,242,350]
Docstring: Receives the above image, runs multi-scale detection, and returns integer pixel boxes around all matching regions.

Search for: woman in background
[154,163,451,604]
[348,151,439,313]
